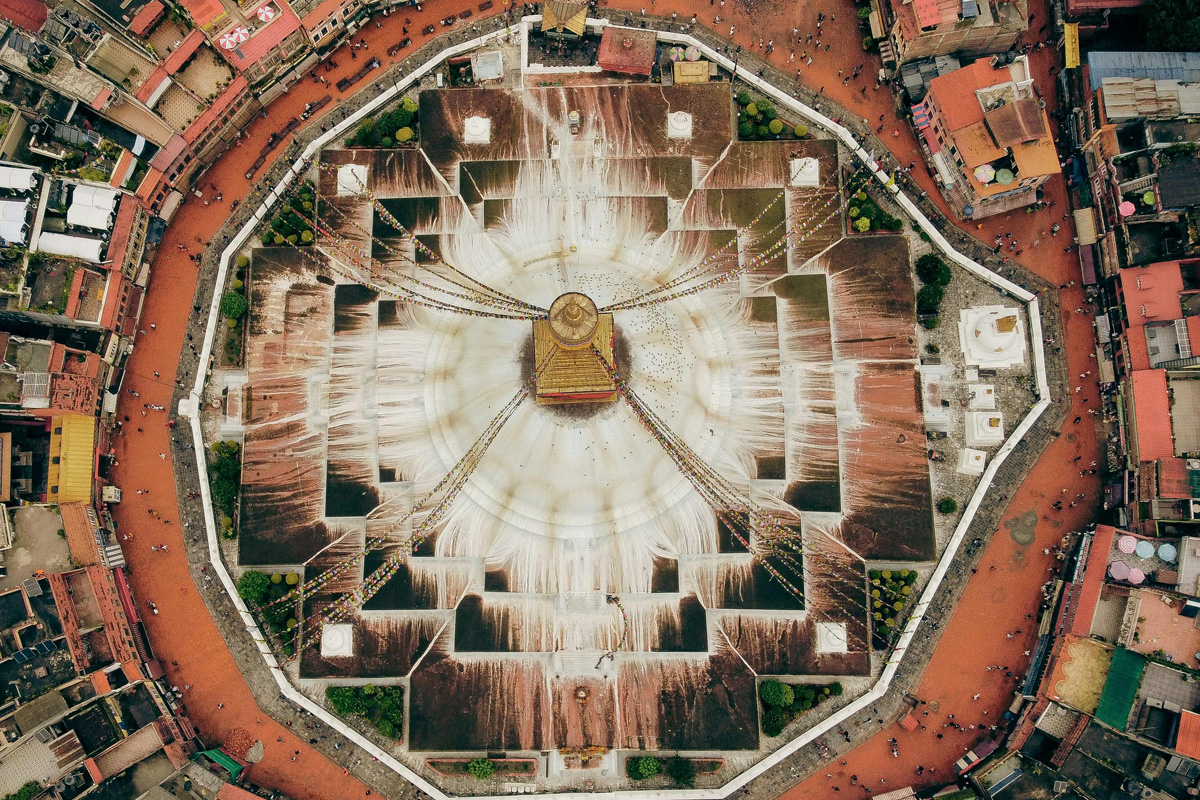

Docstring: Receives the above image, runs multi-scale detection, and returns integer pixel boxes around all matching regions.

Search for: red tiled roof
[180,0,224,27]
[90,88,112,111]
[150,134,187,172]
[136,167,165,203]
[0,0,47,32]
[105,196,139,268]
[164,29,206,75]
[1069,524,1117,637]
[1119,261,1184,322]
[1178,710,1200,760]
[596,28,657,76]
[109,152,134,188]
[300,0,343,26]
[1158,457,1192,499]
[926,60,1005,132]
[60,501,100,568]
[1066,0,1145,12]
[130,0,165,37]
[217,784,262,800]
[221,5,302,70]
[1126,327,1152,371]
[1131,369,1175,461]
[913,0,941,28]
[135,69,169,104]
[183,75,248,144]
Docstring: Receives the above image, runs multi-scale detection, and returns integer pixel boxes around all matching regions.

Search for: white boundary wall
[182,18,1051,800]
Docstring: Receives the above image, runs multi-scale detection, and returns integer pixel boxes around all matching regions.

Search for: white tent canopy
[66,204,113,230]
[36,232,104,263]
[71,185,119,212]
[0,200,29,245]
[0,166,37,192]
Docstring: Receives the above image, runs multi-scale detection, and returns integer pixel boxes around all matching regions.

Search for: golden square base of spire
[533,293,617,405]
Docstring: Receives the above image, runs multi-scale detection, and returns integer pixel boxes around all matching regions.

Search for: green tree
[236,570,270,605]
[738,121,754,138]
[759,679,794,708]
[854,216,871,232]
[762,707,786,736]
[745,102,758,117]
[627,756,661,780]
[397,127,414,142]
[468,758,496,780]
[1142,0,1200,51]
[737,91,752,106]
[794,124,807,138]
[768,119,784,135]
[220,291,248,319]
[916,284,943,313]
[937,497,958,514]
[915,253,953,286]
[236,255,249,268]
[326,686,368,715]
[300,230,314,243]
[664,757,696,788]
[401,96,418,113]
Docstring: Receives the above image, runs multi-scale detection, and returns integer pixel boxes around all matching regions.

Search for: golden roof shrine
[533,293,617,405]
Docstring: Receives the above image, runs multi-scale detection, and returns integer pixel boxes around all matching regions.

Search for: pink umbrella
[1118,535,1138,554]
[219,32,238,49]
[1109,560,1130,580]
[1119,200,1136,217]
[1127,567,1145,585]
[256,5,275,22]
[234,26,250,42]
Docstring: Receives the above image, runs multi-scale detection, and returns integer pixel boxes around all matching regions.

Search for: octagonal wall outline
[182,17,1050,800]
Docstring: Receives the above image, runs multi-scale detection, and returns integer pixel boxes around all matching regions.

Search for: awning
[66,204,113,231]
[1080,242,1097,285]
[36,232,105,263]
[0,165,37,191]
[911,101,932,130]
[1073,207,1098,245]
[71,184,119,211]
[932,151,957,186]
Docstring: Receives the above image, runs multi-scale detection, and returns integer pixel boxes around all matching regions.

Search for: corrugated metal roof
[1088,51,1200,91]
[47,414,94,504]
[1132,369,1175,461]
[1159,159,1200,209]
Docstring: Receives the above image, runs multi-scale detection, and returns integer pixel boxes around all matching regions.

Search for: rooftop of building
[1119,259,1186,321]
[1131,369,1174,462]
[0,0,48,33]
[927,57,1034,132]
[1087,51,1200,91]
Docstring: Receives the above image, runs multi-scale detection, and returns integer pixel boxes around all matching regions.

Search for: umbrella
[1127,567,1145,585]
[1118,200,1136,217]
[1109,560,1130,580]
[668,46,685,61]
[1159,543,1178,563]
[973,164,996,183]
[256,5,275,21]
[1118,534,1137,554]
[234,26,250,42]
[1142,190,1156,206]
[684,45,701,61]
[995,168,1015,185]
[219,32,238,49]
[1136,540,1155,559]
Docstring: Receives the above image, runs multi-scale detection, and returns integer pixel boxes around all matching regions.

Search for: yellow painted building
[47,414,95,504]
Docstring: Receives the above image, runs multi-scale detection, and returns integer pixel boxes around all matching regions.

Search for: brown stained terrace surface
[174,45,234,100]
[1130,589,1200,668]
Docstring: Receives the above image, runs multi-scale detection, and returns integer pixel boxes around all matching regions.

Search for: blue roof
[1087,51,1200,90]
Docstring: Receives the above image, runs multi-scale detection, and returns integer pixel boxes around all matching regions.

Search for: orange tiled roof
[130,0,165,37]
[927,60,1004,132]
[1178,710,1200,760]
[59,501,100,567]
[955,121,1005,168]
[1119,261,1185,322]
[220,5,302,70]
[1069,525,1118,637]
[1131,369,1175,461]
[179,0,224,27]
[1158,458,1192,499]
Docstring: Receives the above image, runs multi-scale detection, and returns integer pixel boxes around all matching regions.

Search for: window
[50,485,57,493]
[54,426,62,434]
